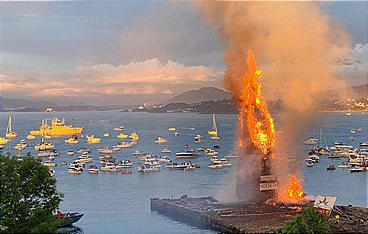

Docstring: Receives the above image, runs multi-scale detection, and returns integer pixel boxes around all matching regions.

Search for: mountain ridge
[166,87,231,104]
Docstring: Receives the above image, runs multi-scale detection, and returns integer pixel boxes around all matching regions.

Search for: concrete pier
[151,196,368,233]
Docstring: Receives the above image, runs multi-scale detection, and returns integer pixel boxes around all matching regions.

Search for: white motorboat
[38,150,50,157]
[138,163,160,173]
[75,155,93,163]
[98,147,113,154]
[49,169,55,177]
[208,161,225,169]
[88,165,99,174]
[116,160,134,169]
[337,162,352,168]
[117,141,137,148]
[77,147,91,154]
[43,160,57,167]
[350,167,365,173]
[161,148,171,154]
[157,156,171,163]
[100,163,116,171]
[176,151,199,159]
[304,137,318,145]
[68,169,81,175]
[67,150,75,156]
[205,149,218,156]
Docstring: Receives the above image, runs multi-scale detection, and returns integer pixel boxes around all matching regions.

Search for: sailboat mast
[7,117,12,133]
[212,114,217,131]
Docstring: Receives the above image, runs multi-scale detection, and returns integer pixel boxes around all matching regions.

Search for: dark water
[0,111,367,234]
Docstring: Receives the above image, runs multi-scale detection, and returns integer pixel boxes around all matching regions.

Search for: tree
[0,154,63,233]
[281,206,330,234]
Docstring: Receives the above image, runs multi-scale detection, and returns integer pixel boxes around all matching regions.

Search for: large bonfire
[236,50,303,202]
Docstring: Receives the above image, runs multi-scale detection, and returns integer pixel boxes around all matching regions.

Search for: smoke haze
[195,1,351,202]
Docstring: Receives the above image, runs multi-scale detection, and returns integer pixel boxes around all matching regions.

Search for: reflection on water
[0,111,366,233]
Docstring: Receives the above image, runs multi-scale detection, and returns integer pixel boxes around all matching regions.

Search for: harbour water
[0,111,367,233]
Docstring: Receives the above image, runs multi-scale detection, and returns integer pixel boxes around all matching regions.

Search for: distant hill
[0,96,57,111]
[324,83,368,99]
[167,87,231,104]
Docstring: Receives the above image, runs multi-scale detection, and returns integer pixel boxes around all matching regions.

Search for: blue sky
[0,1,367,105]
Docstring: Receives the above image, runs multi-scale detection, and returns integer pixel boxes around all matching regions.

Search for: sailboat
[5,117,17,138]
[208,114,221,140]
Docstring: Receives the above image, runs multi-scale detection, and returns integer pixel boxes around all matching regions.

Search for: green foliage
[0,155,63,233]
[281,206,330,234]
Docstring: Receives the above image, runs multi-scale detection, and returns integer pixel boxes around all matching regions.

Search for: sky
[0,1,367,106]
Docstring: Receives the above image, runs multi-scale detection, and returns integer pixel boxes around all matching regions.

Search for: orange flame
[238,50,276,154]
[286,175,304,200]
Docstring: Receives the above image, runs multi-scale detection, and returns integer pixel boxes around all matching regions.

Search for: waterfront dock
[151,196,368,233]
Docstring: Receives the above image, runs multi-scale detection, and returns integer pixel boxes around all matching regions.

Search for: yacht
[176,151,199,159]
[100,163,116,171]
[137,163,160,173]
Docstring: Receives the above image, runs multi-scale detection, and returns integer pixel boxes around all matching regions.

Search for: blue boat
[59,212,84,227]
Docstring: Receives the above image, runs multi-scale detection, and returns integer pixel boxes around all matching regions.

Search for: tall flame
[238,50,276,154]
[286,175,304,200]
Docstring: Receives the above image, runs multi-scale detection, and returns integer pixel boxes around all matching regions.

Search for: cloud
[0,58,216,99]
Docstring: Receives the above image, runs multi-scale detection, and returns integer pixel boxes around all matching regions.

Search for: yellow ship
[30,117,83,136]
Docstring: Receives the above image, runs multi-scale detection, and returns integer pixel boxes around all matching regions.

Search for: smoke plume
[195,1,351,202]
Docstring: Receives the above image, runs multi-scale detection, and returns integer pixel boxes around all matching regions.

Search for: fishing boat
[85,135,100,144]
[5,117,17,138]
[65,136,78,144]
[58,212,84,227]
[129,132,139,141]
[117,133,128,139]
[155,137,168,144]
[30,117,83,136]
[208,114,218,135]
[26,134,35,140]
[0,137,9,145]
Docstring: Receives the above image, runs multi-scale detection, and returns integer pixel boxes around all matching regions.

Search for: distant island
[1,85,367,113]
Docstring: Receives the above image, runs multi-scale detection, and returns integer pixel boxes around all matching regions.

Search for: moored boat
[176,151,199,159]
[31,117,83,136]
[85,135,100,144]
[5,116,17,138]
